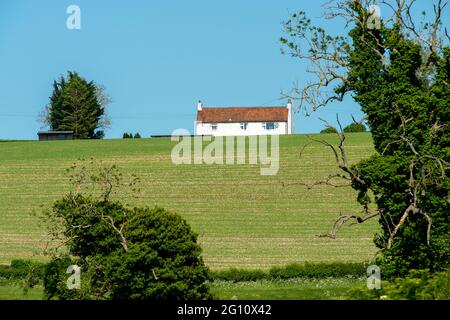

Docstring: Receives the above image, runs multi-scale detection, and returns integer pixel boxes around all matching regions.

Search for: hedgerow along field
[0,133,378,269]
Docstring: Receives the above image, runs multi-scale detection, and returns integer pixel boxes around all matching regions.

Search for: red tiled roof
[197,107,288,123]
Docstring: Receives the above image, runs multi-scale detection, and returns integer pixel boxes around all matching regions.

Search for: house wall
[195,121,287,136]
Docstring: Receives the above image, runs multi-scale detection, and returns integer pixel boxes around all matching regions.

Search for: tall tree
[281,0,449,276]
[42,72,110,139]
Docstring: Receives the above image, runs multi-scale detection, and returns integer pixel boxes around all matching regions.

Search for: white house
[195,100,293,136]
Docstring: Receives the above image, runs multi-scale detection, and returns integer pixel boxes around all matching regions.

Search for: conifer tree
[44,71,108,139]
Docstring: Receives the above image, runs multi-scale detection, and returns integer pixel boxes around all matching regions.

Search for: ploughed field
[0,133,377,269]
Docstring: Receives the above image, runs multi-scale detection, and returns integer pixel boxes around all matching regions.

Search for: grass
[210,277,365,300]
[0,133,378,269]
[0,280,43,300]
[0,277,363,300]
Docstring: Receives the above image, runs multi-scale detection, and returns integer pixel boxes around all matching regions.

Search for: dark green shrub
[103,206,211,300]
[0,260,45,280]
[43,194,211,300]
[93,130,105,139]
[43,256,91,300]
[133,133,141,139]
[343,123,367,132]
[209,262,366,282]
[0,265,23,280]
[210,269,268,282]
[10,260,29,269]
[269,262,365,279]
[320,127,338,134]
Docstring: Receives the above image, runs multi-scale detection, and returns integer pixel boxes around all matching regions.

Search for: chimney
[287,99,293,134]
[197,100,203,111]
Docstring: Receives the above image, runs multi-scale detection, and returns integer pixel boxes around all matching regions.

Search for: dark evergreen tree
[48,76,66,131]
[46,72,105,139]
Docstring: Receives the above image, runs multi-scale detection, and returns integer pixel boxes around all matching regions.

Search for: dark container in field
[38,131,74,141]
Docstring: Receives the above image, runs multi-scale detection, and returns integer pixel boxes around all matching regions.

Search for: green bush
[343,123,367,132]
[0,260,45,280]
[43,256,92,300]
[320,127,338,134]
[123,133,141,139]
[0,265,22,279]
[10,260,29,269]
[43,194,211,300]
[210,262,365,282]
[269,262,365,279]
[210,269,268,282]
[347,268,450,300]
[103,206,211,300]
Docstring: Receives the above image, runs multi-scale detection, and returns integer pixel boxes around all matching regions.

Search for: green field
[0,133,378,269]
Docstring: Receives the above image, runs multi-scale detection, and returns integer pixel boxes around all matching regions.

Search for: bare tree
[281,0,449,115]
[95,84,112,131]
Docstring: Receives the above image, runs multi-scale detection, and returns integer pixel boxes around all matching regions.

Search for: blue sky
[0,1,444,139]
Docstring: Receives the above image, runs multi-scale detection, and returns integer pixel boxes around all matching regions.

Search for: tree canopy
[42,71,110,139]
[343,123,367,133]
[281,0,449,276]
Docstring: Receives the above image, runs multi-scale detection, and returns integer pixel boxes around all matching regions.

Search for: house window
[211,123,218,131]
[240,122,248,130]
[263,122,278,130]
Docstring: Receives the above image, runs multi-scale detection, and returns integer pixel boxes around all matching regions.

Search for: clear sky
[0,1,444,139]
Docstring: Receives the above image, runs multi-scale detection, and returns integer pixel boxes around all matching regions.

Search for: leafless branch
[381,0,449,54]
[387,204,417,249]
[103,215,129,252]
[317,209,380,239]
[152,269,159,280]
[282,173,351,189]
